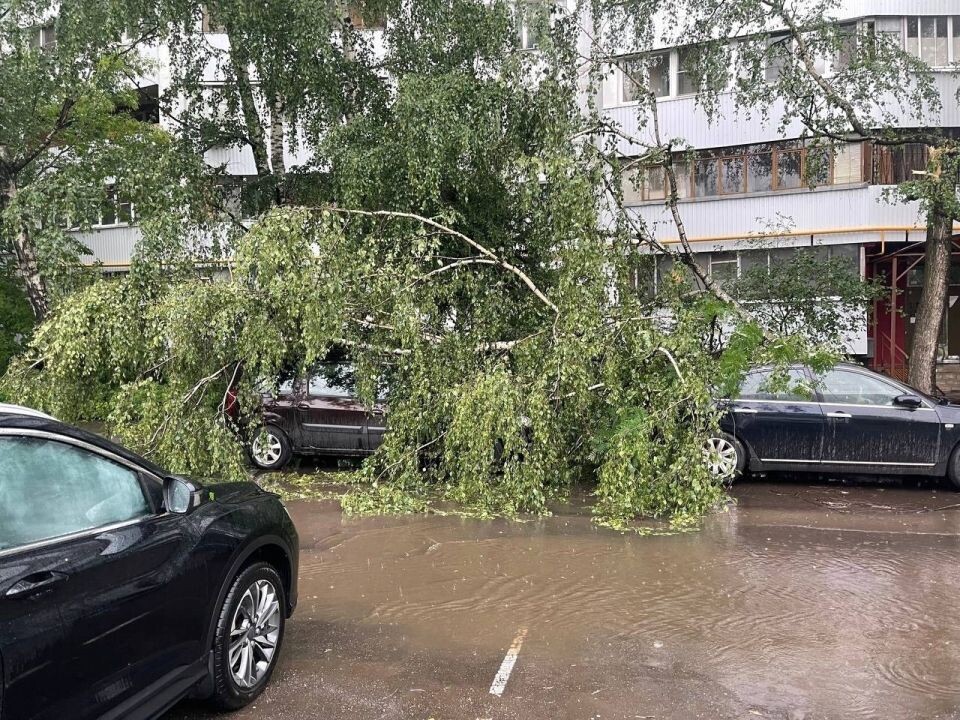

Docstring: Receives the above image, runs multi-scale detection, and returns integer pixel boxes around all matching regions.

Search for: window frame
[93,185,135,229]
[0,429,163,559]
[709,251,740,286]
[905,15,955,67]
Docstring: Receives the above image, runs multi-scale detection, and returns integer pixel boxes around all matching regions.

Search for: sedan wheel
[703,435,740,480]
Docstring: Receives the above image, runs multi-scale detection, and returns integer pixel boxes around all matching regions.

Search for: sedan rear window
[738,368,812,401]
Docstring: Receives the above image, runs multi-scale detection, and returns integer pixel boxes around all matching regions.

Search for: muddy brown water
[170,479,960,720]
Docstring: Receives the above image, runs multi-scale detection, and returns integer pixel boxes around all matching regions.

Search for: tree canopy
[2,0,917,528]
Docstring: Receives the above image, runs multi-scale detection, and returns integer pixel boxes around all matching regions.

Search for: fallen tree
[3,0,885,527]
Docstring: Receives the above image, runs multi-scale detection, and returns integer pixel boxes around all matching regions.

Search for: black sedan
[704,363,960,488]
[0,404,298,720]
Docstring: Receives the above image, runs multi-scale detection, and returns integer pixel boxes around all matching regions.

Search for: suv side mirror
[894,394,923,409]
[163,476,203,514]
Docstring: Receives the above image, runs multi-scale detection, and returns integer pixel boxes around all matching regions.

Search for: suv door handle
[826,411,852,419]
[732,407,758,414]
[6,571,67,599]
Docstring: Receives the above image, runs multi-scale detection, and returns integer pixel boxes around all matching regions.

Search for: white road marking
[489,627,528,697]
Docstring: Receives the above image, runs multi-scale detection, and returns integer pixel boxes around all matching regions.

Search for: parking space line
[489,627,528,697]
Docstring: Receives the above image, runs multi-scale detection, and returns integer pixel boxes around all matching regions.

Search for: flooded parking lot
[170,479,960,719]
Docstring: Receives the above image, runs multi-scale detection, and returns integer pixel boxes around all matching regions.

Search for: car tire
[249,425,292,470]
[947,443,960,491]
[703,431,747,484]
[210,562,287,710]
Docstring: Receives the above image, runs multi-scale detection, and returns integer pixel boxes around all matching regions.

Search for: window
[776,149,803,190]
[907,17,949,66]
[874,17,903,50]
[833,142,864,184]
[309,364,355,397]
[651,140,864,200]
[709,252,739,287]
[720,156,745,194]
[648,52,670,98]
[621,166,643,205]
[97,187,134,227]
[620,163,692,204]
[519,1,563,50]
[621,165,664,204]
[765,33,790,82]
[748,150,774,192]
[621,53,669,103]
[621,60,642,103]
[671,161,691,198]
[805,146,832,185]
[738,368,811,401]
[677,46,699,95]
[694,158,719,197]
[835,22,858,71]
[131,85,160,124]
[0,437,150,551]
[817,369,905,406]
[643,166,666,200]
[954,16,960,61]
[29,25,56,51]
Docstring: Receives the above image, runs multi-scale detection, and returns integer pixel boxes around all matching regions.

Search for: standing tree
[0,0,210,319]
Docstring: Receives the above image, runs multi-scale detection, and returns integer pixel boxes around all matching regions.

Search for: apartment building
[601,2,960,384]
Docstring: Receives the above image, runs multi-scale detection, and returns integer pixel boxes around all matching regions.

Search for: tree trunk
[2,180,49,321]
[269,97,286,205]
[226,36,270,178]
[269,98,285,177]
[907,208,953,394]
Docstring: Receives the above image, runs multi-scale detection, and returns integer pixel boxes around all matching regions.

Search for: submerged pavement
[169,479,960,719]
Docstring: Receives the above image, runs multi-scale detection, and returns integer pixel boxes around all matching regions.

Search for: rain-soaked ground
[169,476,960,720]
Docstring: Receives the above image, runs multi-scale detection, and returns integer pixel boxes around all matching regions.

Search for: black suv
[0,404,298,720]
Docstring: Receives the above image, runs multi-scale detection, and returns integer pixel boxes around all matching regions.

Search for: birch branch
[321,206,560,314]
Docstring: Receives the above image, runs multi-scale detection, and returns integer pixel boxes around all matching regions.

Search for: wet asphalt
[168,477,960,720]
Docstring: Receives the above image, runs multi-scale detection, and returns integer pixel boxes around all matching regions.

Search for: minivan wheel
[249,425,292,470]
[703,432,746,483]
[210,563,287,710]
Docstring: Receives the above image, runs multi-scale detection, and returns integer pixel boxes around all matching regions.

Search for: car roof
[0,403,56,420]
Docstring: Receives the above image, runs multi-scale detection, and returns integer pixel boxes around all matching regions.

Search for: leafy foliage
[0,261,34,376]
[2,0,886,528]
[731,247,885,349]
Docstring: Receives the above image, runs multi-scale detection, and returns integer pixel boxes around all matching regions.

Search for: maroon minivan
[228,363,386,470]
